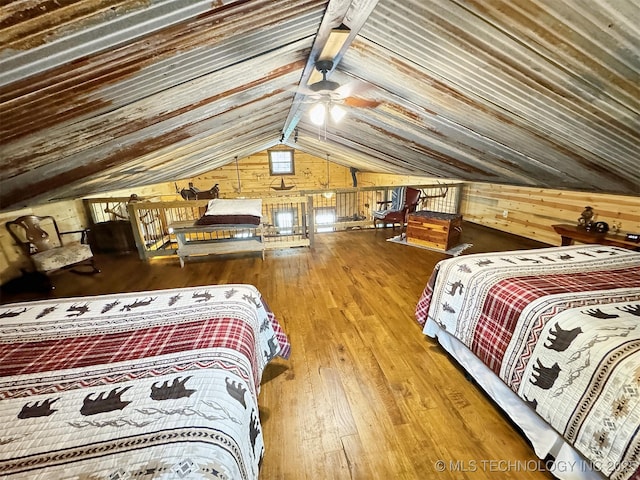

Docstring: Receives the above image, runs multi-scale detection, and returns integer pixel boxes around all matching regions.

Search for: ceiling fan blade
[343,97,380,108]
[289,81,340,100]
[336,78,373,97]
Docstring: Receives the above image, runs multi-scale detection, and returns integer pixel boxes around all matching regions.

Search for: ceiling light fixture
[309,102,346,127]
[330,104,346,122]
[310,103,326,126]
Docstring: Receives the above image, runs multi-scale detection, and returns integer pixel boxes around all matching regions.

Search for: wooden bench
[169,221,264,267]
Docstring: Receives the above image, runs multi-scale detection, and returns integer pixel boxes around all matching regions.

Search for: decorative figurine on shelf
[584,219,609,234]
[611,221,622,234]
[578,206,594,228]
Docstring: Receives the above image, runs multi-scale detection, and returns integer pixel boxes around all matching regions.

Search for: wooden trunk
[88,221,137,253]
[406,211,462,251]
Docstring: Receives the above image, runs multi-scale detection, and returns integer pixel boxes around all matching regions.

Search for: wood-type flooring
[1,223,558,479]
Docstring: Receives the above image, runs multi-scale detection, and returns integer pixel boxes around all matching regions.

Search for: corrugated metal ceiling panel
[0,0,327,208]
[0,0,638,210]
[291,0,638,194]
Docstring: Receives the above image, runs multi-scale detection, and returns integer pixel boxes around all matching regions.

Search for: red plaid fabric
[0,317,257,381]
[268,311,291,359]
[471,266,640,373]
[260,295,291,359]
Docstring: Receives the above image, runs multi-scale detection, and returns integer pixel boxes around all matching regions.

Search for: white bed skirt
[424,317,605,480]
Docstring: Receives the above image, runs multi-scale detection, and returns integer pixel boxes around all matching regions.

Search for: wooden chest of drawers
[406,211,463,251]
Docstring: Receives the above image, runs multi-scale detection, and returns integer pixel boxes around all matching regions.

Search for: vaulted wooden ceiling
[1,0,638,211]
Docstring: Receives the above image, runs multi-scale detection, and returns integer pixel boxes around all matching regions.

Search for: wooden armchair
[373,187,422,231]
[6,215,99,276]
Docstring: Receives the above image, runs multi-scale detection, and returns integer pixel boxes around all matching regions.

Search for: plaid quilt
[416,245,640,480]
[0,284,290,479]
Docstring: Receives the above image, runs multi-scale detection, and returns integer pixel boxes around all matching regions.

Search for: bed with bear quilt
[0,284,290,479]
[416,245,640,480]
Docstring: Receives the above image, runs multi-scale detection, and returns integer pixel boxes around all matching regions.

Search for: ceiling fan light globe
[330,105,346,123]
[310,103,326,126]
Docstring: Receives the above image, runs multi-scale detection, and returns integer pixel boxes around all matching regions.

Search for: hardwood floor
[1,223,556,479]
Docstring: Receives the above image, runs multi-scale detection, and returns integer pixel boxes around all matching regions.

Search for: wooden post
[127,202,148,260]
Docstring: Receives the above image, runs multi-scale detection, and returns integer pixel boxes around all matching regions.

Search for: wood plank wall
[1,149,637,283]
[183,149,355,196]
[358,172,640,246]
[460,183,640,246]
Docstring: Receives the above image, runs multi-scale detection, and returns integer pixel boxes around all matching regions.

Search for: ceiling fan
[300,60,378,126]
[282,23,379,140]
[304,60,348,126]
[307,60,342,99]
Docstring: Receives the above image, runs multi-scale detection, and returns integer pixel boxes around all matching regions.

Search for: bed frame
[169,221,264,267]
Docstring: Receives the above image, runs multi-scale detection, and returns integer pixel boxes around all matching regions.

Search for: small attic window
[268,149,295,175]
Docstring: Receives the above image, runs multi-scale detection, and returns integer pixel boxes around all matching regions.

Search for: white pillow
[204,198,263,218]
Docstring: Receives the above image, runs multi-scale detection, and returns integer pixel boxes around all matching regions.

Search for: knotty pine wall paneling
[358,173,639,246]
[183,151,355,197]
[2,148,637,284]
[461,183,640,246]
[0,151,355,284]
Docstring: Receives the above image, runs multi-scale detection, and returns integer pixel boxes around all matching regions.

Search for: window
[268,149,295,175]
